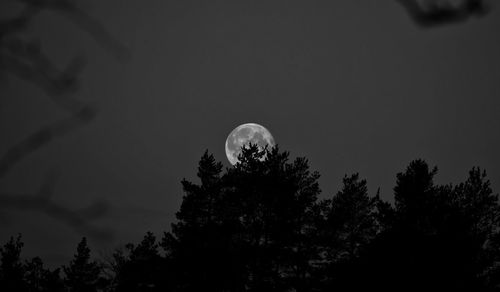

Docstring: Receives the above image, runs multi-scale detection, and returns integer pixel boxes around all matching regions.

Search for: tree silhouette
[63,237,102,292]
[325,173,380,262]
[316,173,383,290]
[227,145,321,291]
[162,150,243,291]
[163,145,323,291]
[0,234,26,291]
[0,0,128,240]
[396,0,490,27]
[24,257,65,292]
[0,235,64,292]
[2,152,500,291]
[113,232,172,291]
[451,167,500,289]
[346,160,500,291]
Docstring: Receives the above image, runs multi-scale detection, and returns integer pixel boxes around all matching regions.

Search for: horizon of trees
[1,145,499,291]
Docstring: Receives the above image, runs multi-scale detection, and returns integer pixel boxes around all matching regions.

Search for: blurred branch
[0,106,96,179]
[55,1,131,60]
[396,0,490,27]
[0,4,41,38]
[0,172,113,241]
[0,0,128,240]
[14,0,131,60]
[0,192,113,241]
[1,43,86,102]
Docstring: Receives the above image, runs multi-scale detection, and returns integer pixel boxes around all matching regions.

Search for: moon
[225,123,276,165]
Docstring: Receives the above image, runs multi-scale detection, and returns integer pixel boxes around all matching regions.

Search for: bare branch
[0,0,129,244]
[396,0,490,27]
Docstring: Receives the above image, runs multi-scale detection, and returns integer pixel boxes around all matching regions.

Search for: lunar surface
[225,123,275,165]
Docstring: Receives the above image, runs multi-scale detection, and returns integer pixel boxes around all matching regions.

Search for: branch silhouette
[0,0,129,240]
[0,107,96,179]
[0,191,113,241]
[0,170,112,241]
[396,0,490,27]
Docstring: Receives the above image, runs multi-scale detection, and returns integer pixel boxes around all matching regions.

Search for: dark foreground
[2,146,500,291]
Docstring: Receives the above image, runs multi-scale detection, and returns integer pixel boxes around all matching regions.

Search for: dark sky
[1,0,500,267]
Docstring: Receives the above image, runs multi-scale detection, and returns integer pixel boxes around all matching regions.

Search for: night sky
[1,0,500,267]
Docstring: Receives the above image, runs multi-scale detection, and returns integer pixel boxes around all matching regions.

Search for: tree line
[2,145,500,291]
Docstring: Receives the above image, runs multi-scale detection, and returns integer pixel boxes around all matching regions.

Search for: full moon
[225,123,275,165]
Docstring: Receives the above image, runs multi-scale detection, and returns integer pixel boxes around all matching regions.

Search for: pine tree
[382,160,500,290]
[24,257,45,291]
[63,237,101,292]
[325,173,379,262]
[394,159,439,229]
[229,145,322,291]
[316,174,383,290]
[0,234,26,291]
[163,145,323,291]
[115,232,171,291]
[451,167,500,289]
[24,257,64,292]
[162,150,237,291]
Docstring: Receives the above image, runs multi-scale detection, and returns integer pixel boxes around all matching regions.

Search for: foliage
[0,235,64,292]
[63,238,102,292]
[0,234,26,291]
[2,148,500,291]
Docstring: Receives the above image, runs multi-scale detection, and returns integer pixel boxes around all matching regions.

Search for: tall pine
[63,237,101,292]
